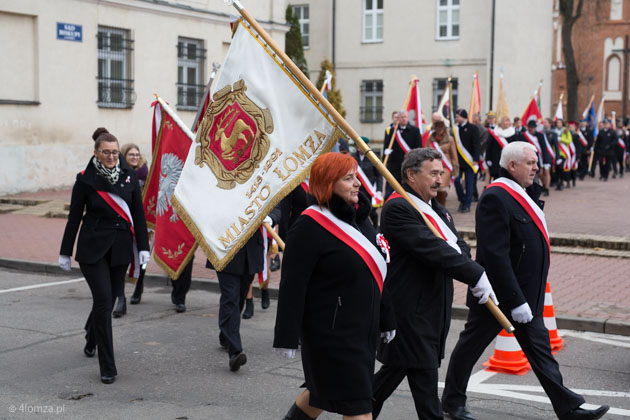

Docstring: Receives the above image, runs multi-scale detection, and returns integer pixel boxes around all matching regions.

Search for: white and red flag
[407,78,426,134]
[554,92,564,122]
[143,100,198,279]
[172,19,342,271]
[521,96,543,126]
[356,165,383,207]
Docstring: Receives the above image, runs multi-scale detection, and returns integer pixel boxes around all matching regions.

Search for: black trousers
[373,364,442,419]
[598,155,611,179]
[578,154,589,178]
[217,271,254,357]
[442,306,584,417]
[80,256,127,377]
[171,258,193,305]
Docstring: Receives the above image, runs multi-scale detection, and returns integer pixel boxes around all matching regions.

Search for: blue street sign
[57,23,82,42]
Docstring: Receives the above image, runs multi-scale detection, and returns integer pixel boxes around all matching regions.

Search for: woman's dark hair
[92,127,119,149]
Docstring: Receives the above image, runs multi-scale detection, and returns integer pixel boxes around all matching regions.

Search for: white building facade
[0,0,288,194]
[291,0,553,143]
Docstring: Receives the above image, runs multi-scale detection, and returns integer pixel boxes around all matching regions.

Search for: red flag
[521,96,543,125]
[144,100,197,279]
[406,78,425,134]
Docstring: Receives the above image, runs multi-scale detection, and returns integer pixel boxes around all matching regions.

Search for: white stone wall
[0,0,287,194]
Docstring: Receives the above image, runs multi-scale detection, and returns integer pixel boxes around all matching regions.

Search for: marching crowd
[56,113,617,419]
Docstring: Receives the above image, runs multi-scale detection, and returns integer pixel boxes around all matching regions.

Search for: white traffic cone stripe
[544,292,553,306]
[544,316,557,331]
[496,334,522,352]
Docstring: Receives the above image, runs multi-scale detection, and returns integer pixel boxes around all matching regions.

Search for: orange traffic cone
[483,329,531,375]
[544,282,565,352]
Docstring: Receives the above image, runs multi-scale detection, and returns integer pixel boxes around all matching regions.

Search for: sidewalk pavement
[1,174,629,334]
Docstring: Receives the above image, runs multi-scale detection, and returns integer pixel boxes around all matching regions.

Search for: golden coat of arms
[195,79,273,189]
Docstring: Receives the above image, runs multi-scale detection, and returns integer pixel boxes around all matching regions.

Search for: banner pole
[230,0,513,334]
[263,222,285,251]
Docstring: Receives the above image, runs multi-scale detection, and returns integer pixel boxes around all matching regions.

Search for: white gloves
[384,148,393,156]
[470,272,498,305]
[274,348,296,359]
[58,255,72,272]
[556,159,563,165]
[263,216,273,226]
[139,250,151,266]
[380,329,396,343]
[511,302,533,323]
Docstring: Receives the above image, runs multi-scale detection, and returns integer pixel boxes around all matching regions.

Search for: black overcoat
[273,193,394,403]
[456,122,481,167]
[60,157,149,265]
[376,185,483,369]
[467,169,549,315]
[384,124,421,182]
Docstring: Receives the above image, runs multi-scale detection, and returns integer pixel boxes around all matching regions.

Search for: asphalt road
[0,268,628,419]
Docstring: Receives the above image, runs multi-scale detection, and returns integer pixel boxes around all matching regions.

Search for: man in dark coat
[207,207,281,372]
[442,142,609,420]
[453,108,480,213]
[519,119,553,194]
[372,148,496,419]
[353,136,382,228]
[594,119,617,181]
[383,110,422,197]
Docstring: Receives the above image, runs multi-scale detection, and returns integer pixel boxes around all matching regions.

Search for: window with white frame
[97,26,134,108]
[363,0,383,43]
[432,78,458,114]
[292,5,309,48]
[360,80,383,123]
[436,0,460,40]
[177,37,206,110]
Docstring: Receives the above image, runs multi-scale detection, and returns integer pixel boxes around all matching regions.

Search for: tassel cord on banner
[229,0,514,334]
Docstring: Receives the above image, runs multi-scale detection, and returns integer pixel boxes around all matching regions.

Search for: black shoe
[242,298,254,319]
[130,276,143,304]
[229,352,247,372]
[175,303,186,313]
[555,183,563,191]
[543,189,550,196]
[84,344,96,358]
[613,173,617,179]
[261,289,270,309]
[559,405,609,420]
[443,404,476,420]
[270,254,281,272]
[100,375,116,384]
[112,297,126,318]
[457,203,464,211]
[460,207,471,213]
[283,402,316,420]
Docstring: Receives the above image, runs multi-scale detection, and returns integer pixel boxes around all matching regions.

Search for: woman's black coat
[60,157,149,265]
[273,193,394,402]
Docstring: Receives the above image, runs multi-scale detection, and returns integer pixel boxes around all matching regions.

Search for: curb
[1,258,628,337]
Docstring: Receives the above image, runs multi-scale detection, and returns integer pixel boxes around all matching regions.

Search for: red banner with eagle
[143,100,197,279]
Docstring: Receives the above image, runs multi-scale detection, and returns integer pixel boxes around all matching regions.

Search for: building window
[360,80,383,123]
[610,0,623,20]
[606,55,621,91]
[177,37,206,110]
[292,5,309,48]
[97,26,134,108]
[432,78,458,114]
[436,0,460,40]
[363,0,383,43]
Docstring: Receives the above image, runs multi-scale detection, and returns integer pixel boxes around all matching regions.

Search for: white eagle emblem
[157,153,184,222]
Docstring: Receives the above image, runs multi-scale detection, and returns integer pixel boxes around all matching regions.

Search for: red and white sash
[578,130,588,147]
[356,165,383,206]
[543,133,555,160]
[524,132,543,157]
[303,205,386,293]
[300,179,309,193]
[569,142,578,169]
[257,225,269,286]
[96,191,141,278]
[387,192,461,254]
[488,128,508,149]
[488,178,550,255]
[430,140,454,175]
[618,138,627,149]
[557,143,571,171]
[395,130,412,154]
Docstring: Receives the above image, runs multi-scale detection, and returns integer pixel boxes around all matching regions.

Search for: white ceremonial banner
[172,20,342,271]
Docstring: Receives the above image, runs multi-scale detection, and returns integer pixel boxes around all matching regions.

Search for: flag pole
[263,222,285,250]
[230,0,513,334]
[192,62,221,132]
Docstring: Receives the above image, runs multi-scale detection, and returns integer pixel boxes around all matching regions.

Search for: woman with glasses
[59,127,150,384]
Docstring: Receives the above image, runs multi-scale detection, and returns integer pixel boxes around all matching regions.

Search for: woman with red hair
[274,153,395,420]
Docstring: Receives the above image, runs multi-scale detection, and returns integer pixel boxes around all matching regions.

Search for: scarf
[92,155,121,185]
